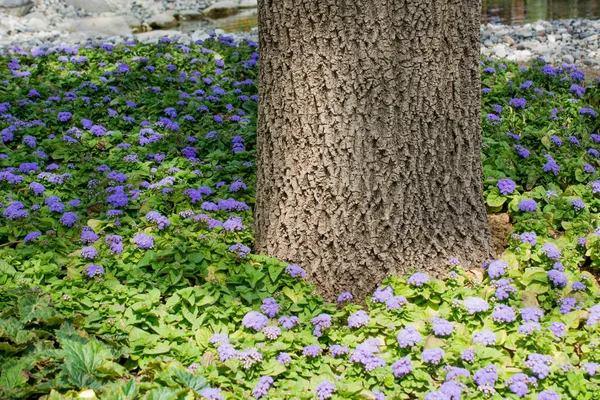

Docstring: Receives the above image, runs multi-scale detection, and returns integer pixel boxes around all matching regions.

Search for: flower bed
[0,39,599,399]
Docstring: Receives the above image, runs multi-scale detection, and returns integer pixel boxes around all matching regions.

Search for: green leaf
[261,359,287,376]
[268,264,283,283]
[486,193,506,207]
[172,368,208,393]
[18,294,56,323]
[144,342,171,355]
[138,250,156,267]
[0,259,16,275]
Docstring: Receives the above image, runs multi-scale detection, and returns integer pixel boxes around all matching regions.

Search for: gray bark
[255,0,492,300]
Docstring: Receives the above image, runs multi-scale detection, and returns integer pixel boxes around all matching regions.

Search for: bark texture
[255,0,493,300]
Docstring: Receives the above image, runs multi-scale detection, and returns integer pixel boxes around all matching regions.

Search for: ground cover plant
[0,37,599,399]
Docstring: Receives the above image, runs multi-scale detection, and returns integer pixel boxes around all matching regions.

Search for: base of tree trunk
[255,0,493,300]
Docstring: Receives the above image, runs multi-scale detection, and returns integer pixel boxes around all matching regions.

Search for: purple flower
[581,362,599,376]
[537,390,560,400]
[396,326,423,348]
[492,305,516,323]
[525,353,553,379]
[276,352,291,364]
[329,344,348,357]
[506,373,536,398]
[586,304,600,326]
[311,313,332,337]
[348,310,370,328]
[260,298,279,318]
[57,111,72,122]
[145,211,171,230]
[85,264,104,278]
[541,243,561,260]
[549,322,566,337]
[486,260,507,279]
[29,182,45,195]
[571,199,585,210]
[285,264,306,278]
[24,231,41,242]
[253,376,273,399]
[547,270,568,288]
[80,246,98,259]
[472,329,496,345]
[519,199,537,212]
[580,108,597,117]
[278,315,299,329]
[430,317,454,336]
[229,243,250,258]
[463,297,490,314]
[133,233,154,249]
[242,311,269,331]
[349,339,385,371]
[218,343,237,361]
[337,292,353,303]
[237,348,263,369]
[519,322,541,335]
[515,145,531,158]
[473,364,497,393]
[315,380,336,400]
[461,348,475,363]
[200,388,223,400]
[509,98,527,108]
[386,295,408,310]
[391,356,412,377]
[80,229,99,244]
[572,281,586,291]
[421,348,445,365]
[372,285,394,303]
[407,272,430,286]
[303,344,322,358]
[497,179,516,195]
[520,232,537,246]
[521,307,544,322]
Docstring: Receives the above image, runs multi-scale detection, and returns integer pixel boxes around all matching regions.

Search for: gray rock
[239,0,257,8]
[65,16,132,37]
[64,0,111,13]
[502,36,515,46]
[136,30,181,43]
[0,0,33,16]
[493,44,507,58]
[21,12,49,32]
[562,54,575,63]
[175,9,204,21]
[121,14,144,33]
[203,1,239,19]
[147,12,178,29]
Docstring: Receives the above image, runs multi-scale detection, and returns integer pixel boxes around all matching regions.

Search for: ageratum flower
[242,311,268,331]
[337,292,353,303]
[133,233,154,249]
[253,376,273,399]
[23,231,41,242]
[303,344,322,358]
[430,317,454,337]
[276,352,291,365]
[497,179,516,195]
[547,270,568,288]
[407,272,430,286]
[60,212,78,227]
[314,380,336,400]
[278,316,299,329]
[541,243,561,260]
[486,260,507,279]
[391,356,412,378]
[506,373,537,398]
[586,304,600,326]
[85,264,104,278]
[237,348,263,369]
[461,348,475,363]
[509,98,527,108]
[348,310,369,328]
[396,326,422,348]
[386,295,408,310]
[349,338,385,371]
[474,364,498,394]
[525,353,553,379]
[372,285,394,303]
[519,232,537,246]
[518,199,537,212]
[329,344,348,357]
[285,264,306,278]
[262,326,281,340]
[571,199,586,210]
[421,348,445,365]
[260,298,279,318]
[537,390,560,400]
[80,246,98,259]
[463,297,490,314]
[199,388,223,400]
[472,329,496,345]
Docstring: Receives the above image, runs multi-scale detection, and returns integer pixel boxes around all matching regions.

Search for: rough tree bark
[255,0,493,300]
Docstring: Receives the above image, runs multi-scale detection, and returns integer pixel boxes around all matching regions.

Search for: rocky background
[0,0,258,50]
[0,0,599,71]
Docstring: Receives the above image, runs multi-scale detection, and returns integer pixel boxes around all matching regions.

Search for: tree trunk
[255,0,492,300]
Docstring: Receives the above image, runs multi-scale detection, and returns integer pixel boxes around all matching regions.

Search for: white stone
[0,0,32,16]
[547,34,556,43]
[493,44,507,58]
[147,12,178,29]
[64,0,111,13]
[65,16,132,37]
[203,1,239,19]
[135,30,180,43]
[239,0,257,8]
